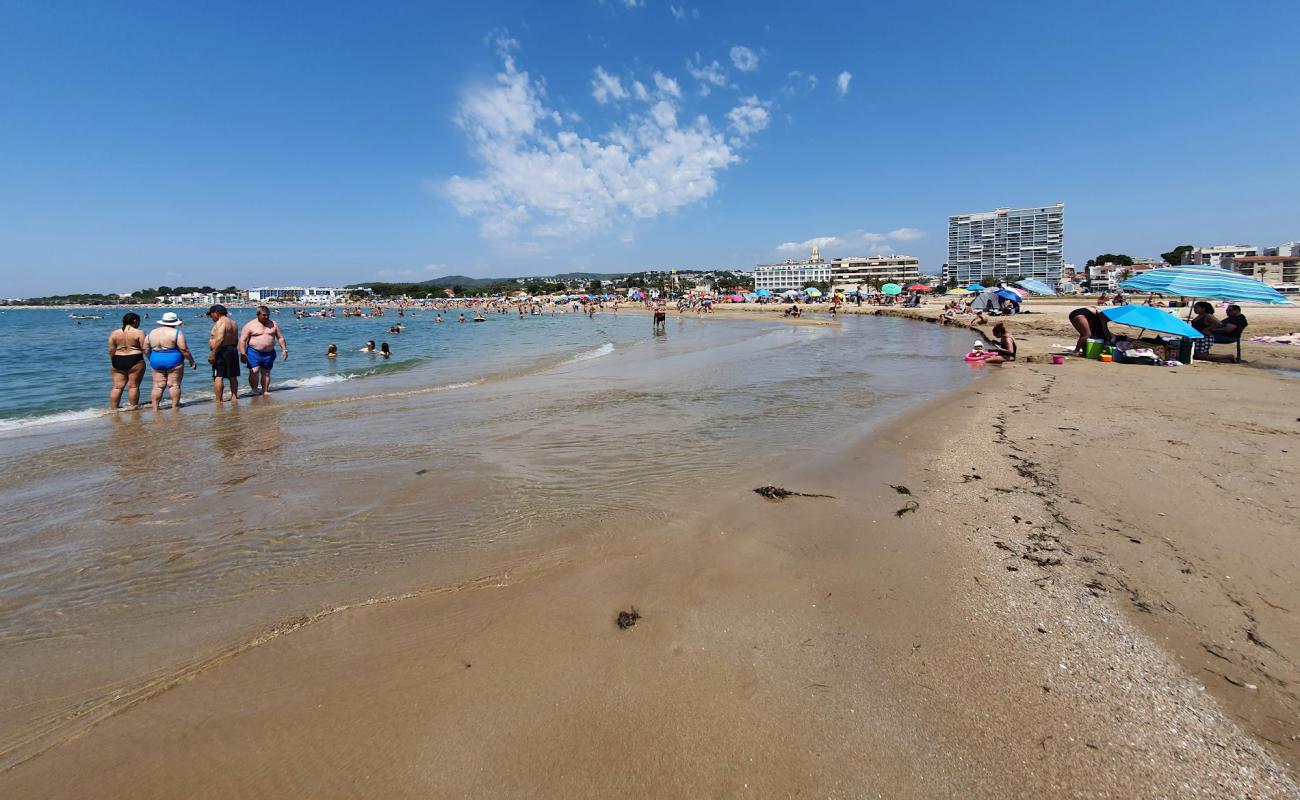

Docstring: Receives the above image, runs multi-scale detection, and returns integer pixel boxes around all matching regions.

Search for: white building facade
[247,286,348,304]
[830,255,922,291]
[1185,245,1259,267]
[753,246,833,291]
[947,203,1064,286]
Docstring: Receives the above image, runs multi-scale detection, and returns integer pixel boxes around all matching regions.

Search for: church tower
[811,244,820,262]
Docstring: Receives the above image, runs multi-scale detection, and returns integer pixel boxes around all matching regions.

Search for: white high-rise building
[947,203,1064,286]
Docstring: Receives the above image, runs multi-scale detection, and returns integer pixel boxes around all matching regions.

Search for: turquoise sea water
[0,306,638,429]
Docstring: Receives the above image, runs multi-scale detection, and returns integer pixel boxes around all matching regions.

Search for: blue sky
[3,0,1298,295]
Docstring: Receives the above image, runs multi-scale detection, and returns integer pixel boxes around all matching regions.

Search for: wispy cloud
[727,95,771,139]
[774,228,925,257]
[444,42,770,244]
[729,45,759,72]
[591,66,628,104]
[686,53,729,96]
[835,71,852,97]
[782,70,818,97]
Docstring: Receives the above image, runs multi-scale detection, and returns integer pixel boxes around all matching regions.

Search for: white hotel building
[247,286,348,304]
[754,247,922,292]
[753,246,833,291]
[947,203,1064,286]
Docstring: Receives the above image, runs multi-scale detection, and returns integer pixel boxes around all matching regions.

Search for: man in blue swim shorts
[239,305,288,396]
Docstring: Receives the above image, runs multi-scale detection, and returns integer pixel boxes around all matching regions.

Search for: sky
[2,0,1299,295]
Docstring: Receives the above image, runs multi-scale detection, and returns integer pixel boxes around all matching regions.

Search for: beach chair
[1205,336,1243,363]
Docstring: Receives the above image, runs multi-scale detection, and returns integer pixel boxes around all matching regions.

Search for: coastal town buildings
[946,203,1064,287]
[247,286,348,304]
[829,255,922,292]
[753,246,833,291]
[1183,245,1258,267]
[159,290,244,306]
[755,248,921,292]
[1223,255,1300,294]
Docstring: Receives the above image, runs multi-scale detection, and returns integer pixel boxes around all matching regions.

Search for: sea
[0,305,982,768]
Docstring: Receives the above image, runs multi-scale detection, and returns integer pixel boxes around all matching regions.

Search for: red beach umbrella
[906,284,933,292]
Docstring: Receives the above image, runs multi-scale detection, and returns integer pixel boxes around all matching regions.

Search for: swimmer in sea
[327,343,338,358]
[435,314,442,323]
[143,312,196,411]
[362,340,376,353]
[459,314,466,323]
[380,342,391,358]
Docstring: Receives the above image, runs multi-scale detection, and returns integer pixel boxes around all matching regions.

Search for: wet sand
[2,311,1299,797]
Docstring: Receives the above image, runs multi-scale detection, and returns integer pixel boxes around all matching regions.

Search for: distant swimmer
[327,343,338,358]
[107,312,146,409]
[459,314,466,323]
[143,312,195,411]
[380,342,391,358]
[206,304,240,404]
[362,340,376,352]
[239,305,288,396]
[435,314,443,323]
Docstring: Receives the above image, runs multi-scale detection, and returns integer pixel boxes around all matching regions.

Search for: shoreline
[1,309,1297,795]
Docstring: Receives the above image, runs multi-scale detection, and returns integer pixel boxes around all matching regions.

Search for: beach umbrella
[1016,278,1057,296]
[1101,305,1203,339]
[905,283,932,292]
[1008,287,1030,298]
[754,288,771,297]
[965,283,986,292]
[995,289,1021,302]
[1119,266,1291,305]
[946,288,973,296]
[804,287,823,297]
[782,289,799,298]
[881,283,902,296]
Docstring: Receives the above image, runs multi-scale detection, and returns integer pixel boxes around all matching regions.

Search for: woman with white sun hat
[143,312,196,411]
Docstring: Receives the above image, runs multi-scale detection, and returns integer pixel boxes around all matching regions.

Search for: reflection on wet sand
[0,315,979,779]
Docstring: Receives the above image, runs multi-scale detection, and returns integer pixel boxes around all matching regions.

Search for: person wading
[239,305,288,396]
[207,304,240,403]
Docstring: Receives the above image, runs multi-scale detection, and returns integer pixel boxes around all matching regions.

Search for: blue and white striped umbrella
[1120,267,1291,305]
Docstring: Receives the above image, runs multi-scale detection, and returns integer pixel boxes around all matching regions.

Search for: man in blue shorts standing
[239,305,288,395]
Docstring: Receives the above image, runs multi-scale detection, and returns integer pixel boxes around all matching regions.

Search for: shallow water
[0,310,981,768]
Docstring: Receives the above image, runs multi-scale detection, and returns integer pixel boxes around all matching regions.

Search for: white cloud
[835,71,852,96]
[729,45,759,72]
[887,227,924,241]
[591,66,628,104]
[686,53,728,95]
[727,95,770,138]
[620,0,643,8]
[670,4,686,20]
[782,70,818,97]
[774,228,925,257]
[445,47,767,244]
[632,80,649,102]
[652,71,682,99]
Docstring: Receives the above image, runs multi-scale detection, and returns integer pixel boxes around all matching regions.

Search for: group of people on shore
[107,304,288,411]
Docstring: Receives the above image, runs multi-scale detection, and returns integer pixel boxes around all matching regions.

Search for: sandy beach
[1,305,1298,797]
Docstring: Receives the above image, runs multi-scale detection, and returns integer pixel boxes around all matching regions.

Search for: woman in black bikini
[1067,306,1110,356]
[107,312,146,409]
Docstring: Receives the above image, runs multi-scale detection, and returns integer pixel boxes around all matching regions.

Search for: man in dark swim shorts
[207,304,241,403]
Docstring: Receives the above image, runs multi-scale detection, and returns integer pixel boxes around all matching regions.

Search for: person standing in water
[206,304,240,404]
[652,299,667,333]
[107,312,146,409]
[239,305,288,396]
[143,312,196,411]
